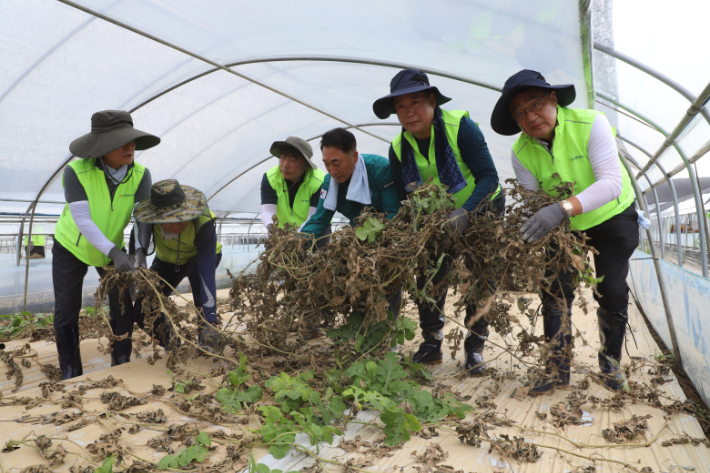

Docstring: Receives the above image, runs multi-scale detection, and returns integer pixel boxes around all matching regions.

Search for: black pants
[543,203,640,313]
[416,193,506,337]
[52,239,132,375]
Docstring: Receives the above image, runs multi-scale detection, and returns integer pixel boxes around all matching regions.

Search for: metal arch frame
[618,151,683,370]
[594,42,710,126]
[619,135,683,267]
[596,93,709,277]
[19,0,501,309]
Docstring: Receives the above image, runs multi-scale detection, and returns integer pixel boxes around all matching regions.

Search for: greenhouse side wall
[628,249,710,407]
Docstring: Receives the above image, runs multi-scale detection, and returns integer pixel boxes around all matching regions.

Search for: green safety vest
[154,206,223,265]
[54,159,145,266]
[514,106,635,231]
[392,109,501,209]
[266,165,325,228]
[24,232,46,246]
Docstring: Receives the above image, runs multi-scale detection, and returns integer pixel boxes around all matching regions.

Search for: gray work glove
[108,246,136,274]
[520,202,568,242]
[134,249,147,270]
[447,207,470,234]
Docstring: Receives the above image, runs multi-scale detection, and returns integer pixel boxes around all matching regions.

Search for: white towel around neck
[323,154,371,211]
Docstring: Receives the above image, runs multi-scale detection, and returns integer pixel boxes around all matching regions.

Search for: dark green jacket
[301,154,400,237]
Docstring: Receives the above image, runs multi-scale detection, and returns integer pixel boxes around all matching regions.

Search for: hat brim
[69,127,160,159]
[134,186,206,224]
[270,141,317,170]
[373,86,451,119]
[491,84,576,136]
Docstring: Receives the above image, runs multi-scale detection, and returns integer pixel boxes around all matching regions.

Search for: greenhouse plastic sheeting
[628,249,710,407]
[1,0,590,214]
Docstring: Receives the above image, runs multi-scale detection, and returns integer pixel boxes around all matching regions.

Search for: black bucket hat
[69,110,160,158]
[491,70,576,136]
[373,68,451,119]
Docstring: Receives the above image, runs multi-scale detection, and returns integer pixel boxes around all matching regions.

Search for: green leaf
[380,408,421,445]
[196,431,211,446]
[355,217,385,243]
[256,464,270,473]
[157,454,175,470]
[269,443,291,459]
[95,456,116,473]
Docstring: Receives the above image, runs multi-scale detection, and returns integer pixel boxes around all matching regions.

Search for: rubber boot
[464,323,489,376]
[109,317,132,367]
[55,325,83,380]
[412,331,443,365]
[597,307,628,391]
[529,306,572,395]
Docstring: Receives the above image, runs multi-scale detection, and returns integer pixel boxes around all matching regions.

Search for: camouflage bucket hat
[134,179,206,224]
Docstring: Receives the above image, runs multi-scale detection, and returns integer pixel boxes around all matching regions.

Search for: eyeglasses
[511,93,550,123]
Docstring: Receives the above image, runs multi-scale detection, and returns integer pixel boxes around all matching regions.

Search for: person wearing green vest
[132,180,224,355]
[261,137,326,234]
[491,70,639,394]
[301,128,403,323]
[52,110,158,380]
[300,127,401,236]
[24,225,46,258]
[373,69,504,375]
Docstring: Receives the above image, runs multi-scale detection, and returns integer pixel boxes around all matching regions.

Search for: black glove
[447,208,470,234]
[109,246,136,274]
[520,202,568,242]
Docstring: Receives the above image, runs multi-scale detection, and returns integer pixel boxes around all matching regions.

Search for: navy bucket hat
[490,69,576,136]
[373,68,451,119]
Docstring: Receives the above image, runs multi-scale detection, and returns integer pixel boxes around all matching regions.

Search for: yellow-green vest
[24,232,46,246]
[54,159,144,266]
[266,165,325,228]
[514,106,635,231]
[154,206,222,265]
[392,109,501,209]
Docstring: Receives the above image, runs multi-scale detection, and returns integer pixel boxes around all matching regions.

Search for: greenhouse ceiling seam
[55,0,390,145]
[597,92,708,276]
[618,135,683,267]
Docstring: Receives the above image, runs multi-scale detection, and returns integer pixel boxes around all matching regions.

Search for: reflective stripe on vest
[154,206,223,264]
[266,165,325,228]
[54,159,144,266]
[392,109,501,209]
[513,106,635,231]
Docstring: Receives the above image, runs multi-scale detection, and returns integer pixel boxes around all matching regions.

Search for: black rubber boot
[55,325,83,380]
[412,331,443,365]
[109,317,132,367]
[597,307,628,392]
[529,306,572,395]
[464,322,489,376]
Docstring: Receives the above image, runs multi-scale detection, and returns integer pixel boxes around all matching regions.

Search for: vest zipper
[76,233,82,246]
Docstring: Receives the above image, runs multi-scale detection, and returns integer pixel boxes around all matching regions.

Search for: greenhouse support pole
[619,136,683,267]
[598,92,709,277]
[619,153,683,371]
[16,215,26,266]
[645,175,665,260]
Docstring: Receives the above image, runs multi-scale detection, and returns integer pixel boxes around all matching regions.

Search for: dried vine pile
[231,179,597,358]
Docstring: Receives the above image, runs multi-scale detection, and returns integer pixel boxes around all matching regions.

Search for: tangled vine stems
[229,179,598,375]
